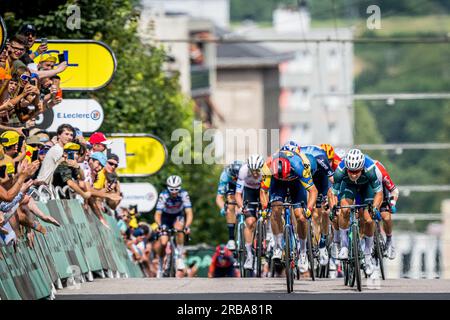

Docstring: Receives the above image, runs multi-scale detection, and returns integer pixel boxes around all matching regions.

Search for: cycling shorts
[214,267,235,277]
[243,186,260,218]
[338,182,374,204]
[269,178,307,209]
[161,212,185,230]
[313,171,330,201]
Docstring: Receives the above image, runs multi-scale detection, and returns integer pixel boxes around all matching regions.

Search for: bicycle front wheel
[374,226,386,280]
[307,220,315,281]
[284,226,294,293]
[352,225,362,292]
[256,219,263,277]
[238,223,246,278]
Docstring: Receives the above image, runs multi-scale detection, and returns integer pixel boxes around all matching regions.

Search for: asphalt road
[56,277,450,300]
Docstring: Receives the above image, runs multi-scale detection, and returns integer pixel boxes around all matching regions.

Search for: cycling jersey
[217,169,237,195]
[156,189,192,215]
[300,145,334,177]
[236,164,262,192]
[331,153,342,172]
[272,150,314,189]
[372,158,397,193]
[332,157,382,193]
[332,156,382,203]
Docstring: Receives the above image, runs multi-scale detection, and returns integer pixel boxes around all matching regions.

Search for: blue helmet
[226,160,243,178]
[280,140,299,152]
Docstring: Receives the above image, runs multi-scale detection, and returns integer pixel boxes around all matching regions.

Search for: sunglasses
[168,187,181,193]
[20,74,31,82]
[107,161,118,168]
[10,45,25,52]
[348,169,362,174]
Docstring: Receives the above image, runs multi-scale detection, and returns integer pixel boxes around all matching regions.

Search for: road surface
[56,277,450,300]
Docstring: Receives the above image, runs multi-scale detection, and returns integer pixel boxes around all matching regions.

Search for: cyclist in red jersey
[373,159,399,259]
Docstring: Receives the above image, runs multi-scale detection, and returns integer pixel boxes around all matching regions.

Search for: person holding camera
[52,142,91,200]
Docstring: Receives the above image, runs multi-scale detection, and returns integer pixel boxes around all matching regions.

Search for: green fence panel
[83,207,111,270]
[16,240,51,300]
[65,200,103,272]
[1,244,36,300]
[36,202,72,279]
[0,247,22,300]
[54,201,89,274]
[33,231,59,284]
[186,245,215,278]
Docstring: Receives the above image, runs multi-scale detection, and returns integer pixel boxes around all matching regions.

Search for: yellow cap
[39,53,57,63]
[0,131,20,147]
[64,142,81,151]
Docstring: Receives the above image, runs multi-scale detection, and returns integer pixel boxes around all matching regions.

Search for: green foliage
[230,0,450,22]
[3,0,226,244]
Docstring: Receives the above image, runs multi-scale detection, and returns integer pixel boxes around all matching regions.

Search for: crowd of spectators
[0,23,199,278]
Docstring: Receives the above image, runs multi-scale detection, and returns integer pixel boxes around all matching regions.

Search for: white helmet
[280,140,299,152]
[247,154,264,171]
[166,175,182,190]
[345,149,365,171]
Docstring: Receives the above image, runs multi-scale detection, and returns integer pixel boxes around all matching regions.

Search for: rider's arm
[182,191,193,228]
[184,207,193,229]
[260,188,269,210]
[235,169,245,210]
[369,168,384,210]
[306,185,318,213]
[154,210,162,226]
[216,194,225,209]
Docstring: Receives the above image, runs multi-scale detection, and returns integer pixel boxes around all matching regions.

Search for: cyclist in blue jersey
[215,160,243,250]
[155,175,193,277]
[268,149,318,273]
[329,149,383,275]
[300,145,335,267]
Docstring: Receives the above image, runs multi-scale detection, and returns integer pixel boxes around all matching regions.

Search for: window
[291,123,312,144]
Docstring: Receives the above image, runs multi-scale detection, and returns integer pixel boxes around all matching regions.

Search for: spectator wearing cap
[52,142,90,200]
[17,24,46,65]
[24,135,43,163]
[0,131,27,172]
[89,132,111,153]
[0,34,28,98]
[36,53,67,80]
[92,153,122,211]
[36,123,74,185]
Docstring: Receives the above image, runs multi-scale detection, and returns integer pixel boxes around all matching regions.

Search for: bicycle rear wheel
[352,225,362,291]
[284,226,294,293]
[374,226,386,280]
[307,220,315,281]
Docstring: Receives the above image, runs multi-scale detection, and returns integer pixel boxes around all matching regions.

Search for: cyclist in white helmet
[235,154,265,271]
[154,175,193,277]
[329,149,383,276]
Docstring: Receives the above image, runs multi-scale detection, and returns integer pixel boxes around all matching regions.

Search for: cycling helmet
[280,140,299,152]
[166,175,182,191]
[320,143,335,161]
[271,157,291,180]
[226,160,243,178]
[345,149,365,171]
[247,154,264,171]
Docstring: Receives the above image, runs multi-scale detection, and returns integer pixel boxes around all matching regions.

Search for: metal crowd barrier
[0,191,143,300]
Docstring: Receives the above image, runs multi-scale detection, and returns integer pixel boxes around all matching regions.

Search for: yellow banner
[31,40,116,90]
[110,136,167,177]
[0,16,6,53]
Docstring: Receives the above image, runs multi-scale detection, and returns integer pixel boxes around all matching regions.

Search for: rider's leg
[244,216,257,259]
[226,194,237,242]
[382,210,393,240]
[269,179,286,253]
[338,198,353,251]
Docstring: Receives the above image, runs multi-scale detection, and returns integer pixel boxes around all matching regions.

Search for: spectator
[88,132,111,153]
[93,153,121,210]
[52,142,91,200]
[36,123,74,184]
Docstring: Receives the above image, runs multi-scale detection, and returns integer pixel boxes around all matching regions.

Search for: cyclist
[329,149,383,276]
[208,244,239,278]
[300,145,335,267]
[268,149,318,273]
[154,175,193,277]
[320,143,342,171]
[216,160,243,251]
[372,158,399,259]
[235,154,265,271]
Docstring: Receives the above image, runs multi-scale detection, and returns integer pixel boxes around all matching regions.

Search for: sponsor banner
[35,99,104,132]
[31,40,116,90]
[109,135,167,177]
[119,183,158,212]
